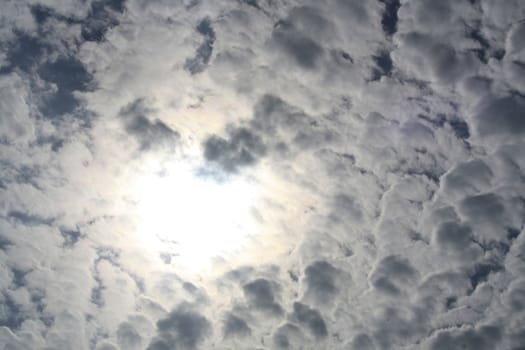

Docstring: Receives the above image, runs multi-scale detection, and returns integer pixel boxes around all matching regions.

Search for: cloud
[202,93,341,175]
[0,0,525,349]
[379,0,400,36]
[4,33,46,73]
[459,193,505,224]
[429,325,502,350]
[203,126,266,173]
[332,194,363,223]
[272,322,304,349]
[434,221,477,254]
[242,278,283,316]
[393,32,480,84]
[271,16,325,70]
[349,333,375,350]
[120,99,180,151]
[147,304,211,350]
[2,16,95,122]
[38,56,93,118]
[303,260,344,306]
[440,159,493,200]
[117,321,143,349]
[222,313,251,338]
[0,73,34,144]
[81,0,126,42]
[472,95,525,139]
[369,255,419,296]
[185,17,216,75]
[290,302,327,339]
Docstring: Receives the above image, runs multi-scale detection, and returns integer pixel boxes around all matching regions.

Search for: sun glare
[131,163,259,271]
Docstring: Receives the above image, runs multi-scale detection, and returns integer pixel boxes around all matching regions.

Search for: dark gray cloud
[433,221,481,259]
[222,313,251,338]
[473,95,525,138]
[81,0,126,42]
[38,56,93,118]
[147,305,210,350]
[242,278,283,316]
[120,99,180,151]
[380,0,400,36]
[469,262,503,291]
[8,210,54,226]
[371,306,429,349]
[371,50,393,80]
[290,302,327,339]
[60,228,83,248]
[0,293,27,330]
[203,126,266,173]
[369,255,419,296]
[4,33,49,73]
[185,17,216,75]
[441,159,493,200]
[202,93,340,174]
[430,325,502,350]
[30,0,125,43]
[459,193,505,224]
[303,260,342,305]
[394,32,480,84]
[349,333,375,350]
[272,322,304,349]
[117,322,143,349]
[3,26,93,120]
[332,194,363,223]
[270,6,328,70]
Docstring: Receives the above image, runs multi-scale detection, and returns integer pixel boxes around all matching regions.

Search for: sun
[130,162,259,271]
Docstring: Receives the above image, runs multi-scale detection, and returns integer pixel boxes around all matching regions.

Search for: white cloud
[1,0,525,349]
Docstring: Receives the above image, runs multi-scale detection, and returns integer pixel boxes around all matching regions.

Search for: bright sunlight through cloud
[131,163,259,271]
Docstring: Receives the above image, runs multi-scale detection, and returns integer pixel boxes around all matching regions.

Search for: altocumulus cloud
[1,0,525,349]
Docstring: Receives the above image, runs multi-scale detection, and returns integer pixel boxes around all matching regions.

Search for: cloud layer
[1,0,525,349]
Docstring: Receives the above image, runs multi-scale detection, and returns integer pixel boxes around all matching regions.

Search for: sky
[1,0,525,349]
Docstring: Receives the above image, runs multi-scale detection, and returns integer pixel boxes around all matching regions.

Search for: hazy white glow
[131,163,259,270]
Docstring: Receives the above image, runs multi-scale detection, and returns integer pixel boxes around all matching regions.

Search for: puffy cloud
[117,321,143,349]
[349,333,375,350]
[203,126,266,173]
[270,13,326,70]
[120,99,180,151]
[0,73,34,144]
[429,325,502,350]
[392,32,480,84]
[242,278,283,316]
[471,95,525,140]
[80,0,126,42]
[184,17,216,75]
[272,322,304,349]
[147,305,211,350]
[303,260,344,306]
[369,255,419,296]
[222,313,251,338]
[1,0,524,349]
[440,159,493,200]
[290,302,327,339]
